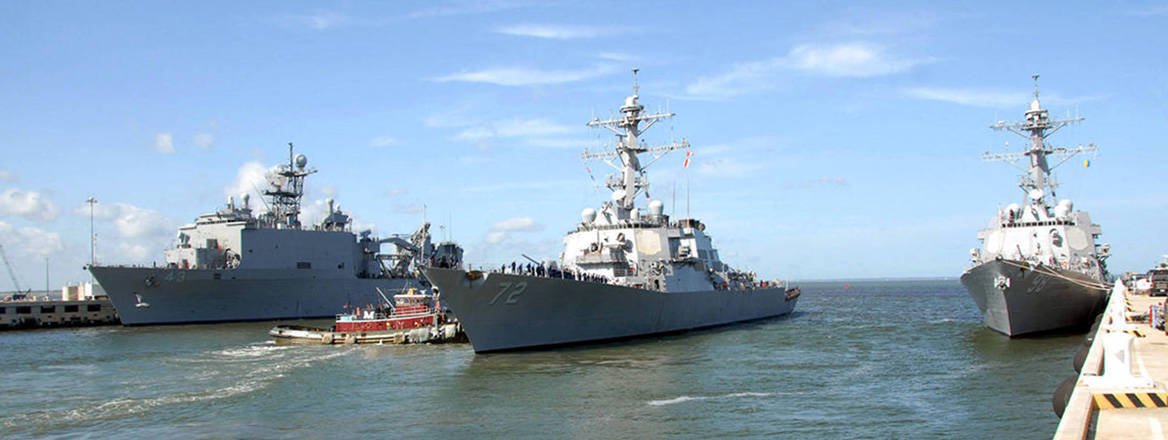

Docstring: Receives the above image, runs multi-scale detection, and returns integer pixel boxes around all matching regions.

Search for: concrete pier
[1054,282,1168,439]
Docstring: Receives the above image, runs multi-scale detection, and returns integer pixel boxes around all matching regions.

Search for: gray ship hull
[90,266,415,325]
[424,268,798,353]
[960,259,1108,336]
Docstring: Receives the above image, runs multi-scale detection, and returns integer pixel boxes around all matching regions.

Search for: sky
[1,1,1166,291]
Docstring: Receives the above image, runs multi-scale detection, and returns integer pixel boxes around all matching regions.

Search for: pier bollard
[1083,332,1154,388]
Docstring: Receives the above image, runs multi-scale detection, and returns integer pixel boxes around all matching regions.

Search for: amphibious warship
[89,144,463,325]
[424,71,799,352]
[961,76,1111,336]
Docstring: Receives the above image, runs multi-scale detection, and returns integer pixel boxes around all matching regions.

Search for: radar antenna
[261,142,317,229]
[582,69,689,214]
[981,75,1097,208]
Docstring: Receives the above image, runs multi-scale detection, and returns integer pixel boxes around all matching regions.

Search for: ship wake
[647,391,776,407]
[0,343,353,433]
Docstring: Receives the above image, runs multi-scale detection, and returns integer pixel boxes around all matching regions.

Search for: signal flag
[683,150,693,168]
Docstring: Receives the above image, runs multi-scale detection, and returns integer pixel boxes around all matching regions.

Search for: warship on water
[89,144,463,325]
[961,76,1111,336]
[424,70,799,353]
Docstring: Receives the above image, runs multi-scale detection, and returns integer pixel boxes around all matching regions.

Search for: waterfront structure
[424,71,798,352]
[1,297,117,329]
[961,76,1111,336]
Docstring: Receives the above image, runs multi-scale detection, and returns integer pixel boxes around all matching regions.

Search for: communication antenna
[982,75,1097,208]
[672,181,677,218]
[686,178,691,219]
[582,68,688,213]
[86,196,98,274]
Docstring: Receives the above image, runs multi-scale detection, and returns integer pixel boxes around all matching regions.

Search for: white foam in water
[213,343,293,358]
[0,345,353,431]
[648,391,773,406]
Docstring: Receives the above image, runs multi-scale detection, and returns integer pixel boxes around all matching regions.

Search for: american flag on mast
[683,150,693,168]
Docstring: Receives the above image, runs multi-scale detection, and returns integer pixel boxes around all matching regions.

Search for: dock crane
[0,243,30,299]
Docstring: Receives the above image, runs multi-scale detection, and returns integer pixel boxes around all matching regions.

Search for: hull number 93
[490,282,527,305]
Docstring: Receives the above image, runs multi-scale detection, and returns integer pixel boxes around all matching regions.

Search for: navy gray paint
[961,77,1110,336]
[89,144,461,325]
[426,71,797,352]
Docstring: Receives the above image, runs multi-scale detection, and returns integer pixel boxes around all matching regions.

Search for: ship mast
[263,142,316,228]
[583,69,689,218]
[982,75,1096,209]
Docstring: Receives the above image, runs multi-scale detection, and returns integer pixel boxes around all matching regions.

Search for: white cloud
[684,42,934,100]
[684,58,782,100]
[903,87,1102,109]
[0,221,63,260]
[283,11,349,30]
[595,52,638,62]
[408,0,531,19]
[491,217,543,232]
[113,242,153,262]
[352,218,377,235]
[384,187,408,197]
[902,87,1028,108]
[787,43,930,77]
[483,217,543,245]
[494,24,616,39]
[70,201,174,265]
[396,204,424,214]
[0,170,16,182]
[96,204,172,239]
[223,161,268,209]
[154,133,175,153]
[0,187,58,222]
[485,231,507,244]
[433,64,617,86]
[301,198,332,226]
[193,132,215,150]
[370,136,398,147]
[454,118,575,142]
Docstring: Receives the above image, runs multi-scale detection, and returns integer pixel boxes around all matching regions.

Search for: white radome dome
[581,208,597,224]
[1055,199,1073,218]
[648,200,664,216]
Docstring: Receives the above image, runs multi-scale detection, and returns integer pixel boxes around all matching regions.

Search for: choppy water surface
[0,280,1084,438]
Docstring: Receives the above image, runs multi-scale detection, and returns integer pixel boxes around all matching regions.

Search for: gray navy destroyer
[424,71,799,352]
[89,144,463,325]
[961,76,1111,336]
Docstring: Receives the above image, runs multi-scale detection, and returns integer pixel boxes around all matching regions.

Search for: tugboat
[423,70,799,353]
[268,287,464,345]
[961,76,1111,336]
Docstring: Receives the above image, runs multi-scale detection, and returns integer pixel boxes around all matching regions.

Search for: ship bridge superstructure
[562,70,772,293]
[158,144,461,278]
[970,76,1109,281]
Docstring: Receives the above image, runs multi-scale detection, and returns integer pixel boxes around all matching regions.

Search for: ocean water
[0,279,1086,439]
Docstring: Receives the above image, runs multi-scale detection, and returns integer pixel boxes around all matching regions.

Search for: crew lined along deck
[485,261,780,292]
